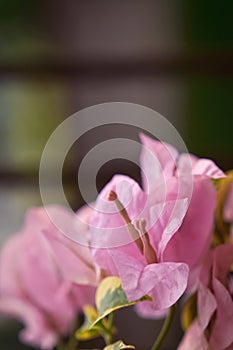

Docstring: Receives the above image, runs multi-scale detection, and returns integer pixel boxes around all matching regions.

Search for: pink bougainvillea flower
[178,244,233,350]
[89,132,225,317]
[0,205,99,350]
[139,133,225,288]
[89,174,190,317]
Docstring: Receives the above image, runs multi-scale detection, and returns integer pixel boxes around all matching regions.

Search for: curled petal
[139,133,178,176]
[139,133,178,192]
[178,154,225,179]
[110,251,189,310]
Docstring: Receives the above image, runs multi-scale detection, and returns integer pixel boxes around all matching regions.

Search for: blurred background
[0,1,232,349]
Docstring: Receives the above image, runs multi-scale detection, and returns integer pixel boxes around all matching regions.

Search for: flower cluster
[0,134,232,350]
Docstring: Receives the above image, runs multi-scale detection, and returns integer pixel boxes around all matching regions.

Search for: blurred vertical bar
[1,81,66,171]
[0,2,70,348]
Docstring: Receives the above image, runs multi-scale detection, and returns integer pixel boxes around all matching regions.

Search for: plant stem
[56,335,78,350]
[56,340,66,350]
[103,313,115,345]
[56,317,81,350]
[108,312,114,332]
[150,304,176,350]
[67,334,78,350]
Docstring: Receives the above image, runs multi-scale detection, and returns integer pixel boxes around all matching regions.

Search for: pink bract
[139,133,225,284]
[89,174,189,317]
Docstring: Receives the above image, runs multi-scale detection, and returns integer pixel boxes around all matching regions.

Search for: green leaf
[75,305,105,341]
[92,276,151,326]
[103,340,135,350]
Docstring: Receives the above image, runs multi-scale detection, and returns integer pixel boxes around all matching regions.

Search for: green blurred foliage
[0,0,49,61]
[0,0,40,26]
[186,78,233,165]
[182,0,233,49]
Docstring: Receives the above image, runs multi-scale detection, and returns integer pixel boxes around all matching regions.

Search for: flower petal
[0,298,57,350]
[177,154,225,179]
[110,251,189,310]
[164,179,216,269]
[197,283,216,330]
[139,133,178,192]
[0,233,24,298]
[135,303,168,319]
[149,198,189,258]
[192,159,226,179]
[178,320,208,350]
[213,244,233,288]
[140,133,178,176]
[209,278,233,350]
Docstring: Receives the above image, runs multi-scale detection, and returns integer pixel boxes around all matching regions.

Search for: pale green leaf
[92,276,151,326]
[75,305,105,341]
[103,340,135,350]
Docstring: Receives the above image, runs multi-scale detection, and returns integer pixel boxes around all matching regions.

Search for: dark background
[0,1,233,349]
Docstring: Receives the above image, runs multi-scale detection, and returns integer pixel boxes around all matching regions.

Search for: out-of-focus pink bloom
[90,174,189,317]
[139,133,225,287]
[178,244,233,350]
[0,205,98,350]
